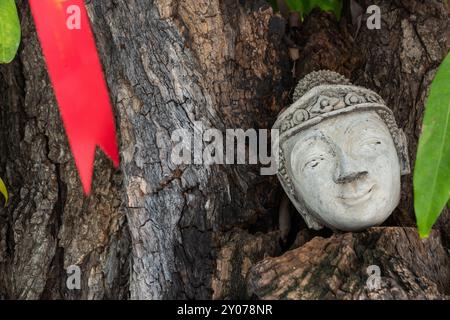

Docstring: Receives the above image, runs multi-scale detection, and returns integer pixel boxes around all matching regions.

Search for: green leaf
[0,0,21,63]
[268,0,279,11]
[414,52,450,238]
[284,0,306,13]
[284,0,343,20]
[0,177,8,205]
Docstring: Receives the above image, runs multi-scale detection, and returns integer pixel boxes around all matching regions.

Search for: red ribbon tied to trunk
[29,0,119,194]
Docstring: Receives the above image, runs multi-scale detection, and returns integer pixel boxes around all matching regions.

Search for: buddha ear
[285,191,324,230]
[397,129,411,175]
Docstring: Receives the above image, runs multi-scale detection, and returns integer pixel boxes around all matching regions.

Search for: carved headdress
[273,70,410,229]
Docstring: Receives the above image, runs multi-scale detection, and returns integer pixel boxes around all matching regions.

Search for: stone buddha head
[273,70,410,231]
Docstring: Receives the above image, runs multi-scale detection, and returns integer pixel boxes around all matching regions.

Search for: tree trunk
[0,0,289,299]
[0,0,448,300]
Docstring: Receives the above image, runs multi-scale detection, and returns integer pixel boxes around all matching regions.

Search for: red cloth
[29,0,119,194]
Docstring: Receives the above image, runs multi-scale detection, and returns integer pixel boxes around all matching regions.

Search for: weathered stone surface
[247,227,449,300]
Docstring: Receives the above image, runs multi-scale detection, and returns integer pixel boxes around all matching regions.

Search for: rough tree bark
[248,227,449,299]
[0,0,448,300]
[0,0,289,299]
[0,0,131,300]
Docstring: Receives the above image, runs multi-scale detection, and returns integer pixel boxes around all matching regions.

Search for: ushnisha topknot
[292,70,352,102]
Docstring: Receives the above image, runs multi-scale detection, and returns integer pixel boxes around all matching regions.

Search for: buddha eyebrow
[299,132,337,156]
[300,133,327,146]
[344,120,388,135]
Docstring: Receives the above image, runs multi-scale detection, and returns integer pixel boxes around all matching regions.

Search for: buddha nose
[333,151,368,184]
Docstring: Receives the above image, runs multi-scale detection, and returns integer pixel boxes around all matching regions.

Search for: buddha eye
[360,138,383,148]
[303,156,325,170]
[367,139,381,145]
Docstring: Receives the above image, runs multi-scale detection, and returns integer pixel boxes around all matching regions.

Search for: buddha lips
[29,0,119,194]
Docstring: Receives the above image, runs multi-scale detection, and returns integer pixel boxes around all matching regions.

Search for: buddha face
[287,111,401,231]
